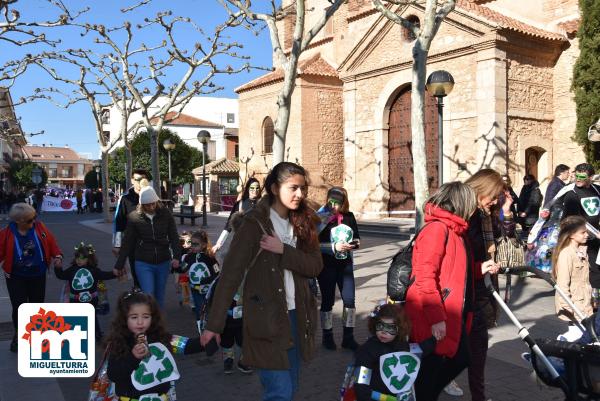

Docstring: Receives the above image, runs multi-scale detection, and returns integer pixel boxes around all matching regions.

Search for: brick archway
[388,87,439,212]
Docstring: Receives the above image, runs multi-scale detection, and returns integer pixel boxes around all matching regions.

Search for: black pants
[6,274,46,330]
[128,252,140,288]
[317,262,355,311]
[414,327,470,401]
[221,323,243,349]
[468,311,489,401]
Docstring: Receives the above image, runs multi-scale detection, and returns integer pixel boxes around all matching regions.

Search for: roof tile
[24,145,86,161]
[192,158,239,175]
[151,112,222,128]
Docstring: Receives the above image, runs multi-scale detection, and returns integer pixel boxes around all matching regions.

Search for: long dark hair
[368,303,411,344]
[191,230,214,258]
[551,215,588,279]
[241,177,261,201]
[264,162,319,251]
[71,242,98,268]
[106,291,171,357]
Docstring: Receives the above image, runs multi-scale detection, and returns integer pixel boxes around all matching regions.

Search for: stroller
[489,265,600,400]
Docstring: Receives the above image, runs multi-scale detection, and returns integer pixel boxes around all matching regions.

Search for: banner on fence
[41,196,81,212]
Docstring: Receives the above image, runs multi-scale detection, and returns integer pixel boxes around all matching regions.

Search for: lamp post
[163,138,176,202]
[426,70,454,186]
[197,130,211,228]
[95,165,101,189]
[31,166,42,189]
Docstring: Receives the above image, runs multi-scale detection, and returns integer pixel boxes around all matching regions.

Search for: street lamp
[426,70,454,186]
[31,166,42,188]
[197,130,211,228]
[95,165,101,189]
[163,138,176,202]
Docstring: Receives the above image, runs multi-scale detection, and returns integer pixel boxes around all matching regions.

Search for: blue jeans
[190,288,206,321]
[135,260,170,308]
[258,310,300,401]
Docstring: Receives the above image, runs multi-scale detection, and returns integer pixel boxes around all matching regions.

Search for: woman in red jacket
[405,182,499,401]
[0,203,63,353]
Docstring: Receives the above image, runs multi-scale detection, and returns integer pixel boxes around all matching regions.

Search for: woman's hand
[171,259,180,270]
[132,343,149,359]
[335,242,354,252]
[502,190,514,215]
[200,330,221,347]
[260,234,284,254]
[53,256,63,269]
[431,321,446,341]
[482,259,500,275]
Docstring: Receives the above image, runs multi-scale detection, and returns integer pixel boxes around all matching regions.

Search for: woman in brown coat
[201,162,323,401]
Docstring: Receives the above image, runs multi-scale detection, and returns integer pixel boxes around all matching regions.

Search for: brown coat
[555,245,593,321]
[206,196,323,369]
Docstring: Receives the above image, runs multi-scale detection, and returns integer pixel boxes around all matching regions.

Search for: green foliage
[84,169,102,189]
[108,129,205,188]
[573,0,600,169]
[8,160,47,190]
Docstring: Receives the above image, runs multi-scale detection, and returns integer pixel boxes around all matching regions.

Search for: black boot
[322,329,337,350]
[342,327,359,350]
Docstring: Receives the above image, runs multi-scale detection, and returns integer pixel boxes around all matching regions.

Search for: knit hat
[139,186,160,205]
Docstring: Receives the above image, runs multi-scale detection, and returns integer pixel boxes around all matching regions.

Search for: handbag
[88,343,117,401]
[494,224,526,303]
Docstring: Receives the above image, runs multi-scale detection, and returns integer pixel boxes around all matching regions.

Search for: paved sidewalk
[0,212,567,401]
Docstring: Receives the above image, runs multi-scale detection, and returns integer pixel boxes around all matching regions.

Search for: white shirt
[269,208,297,310]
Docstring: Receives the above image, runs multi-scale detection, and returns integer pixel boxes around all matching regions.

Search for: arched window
[262,117,274,154]
[402,15,420,42]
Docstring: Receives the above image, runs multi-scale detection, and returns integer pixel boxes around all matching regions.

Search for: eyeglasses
[575,173,589,181]
[375,321,398,336]
[249,186,260,191]
[122,287,143,300]
[132,176,145,183]
[190,242,202,246]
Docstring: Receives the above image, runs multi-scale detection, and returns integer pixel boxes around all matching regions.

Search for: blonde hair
[465,169,506,203]
[426,181,477,221]
[551,216,588,279]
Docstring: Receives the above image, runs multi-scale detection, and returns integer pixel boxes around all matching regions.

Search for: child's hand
[132,343,149,359]
[171,259,180,270]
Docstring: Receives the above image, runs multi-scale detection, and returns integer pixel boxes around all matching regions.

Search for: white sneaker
[443,380,464,397]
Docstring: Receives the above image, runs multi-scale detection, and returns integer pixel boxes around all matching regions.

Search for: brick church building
[236,0,583,215]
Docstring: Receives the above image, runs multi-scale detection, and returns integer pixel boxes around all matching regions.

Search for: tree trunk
[411,43,429,229]
[272,93,292,165]
[101,152,112,223]
[149,127,161,194]
[124,145,133,189]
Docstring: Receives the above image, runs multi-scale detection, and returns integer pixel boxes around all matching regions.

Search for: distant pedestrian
[113,168,150,288]
[518,174,543,238]
[85,189,93,213]
[0,203,63,353]
[201,162,323,401]
[75,189,83,214]
[544,164,570,208]
[114,186,181,308]
[316,186,361,351]
[94,188,103,213]
[33,188,44,215]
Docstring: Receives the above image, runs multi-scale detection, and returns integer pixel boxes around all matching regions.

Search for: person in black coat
[544,164,570,208]
[518,174,543,237]
[317,187,361,351]
[112,168,149,288]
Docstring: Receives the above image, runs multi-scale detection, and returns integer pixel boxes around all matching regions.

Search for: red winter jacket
[0,221,62,275]
[405,204,475,358]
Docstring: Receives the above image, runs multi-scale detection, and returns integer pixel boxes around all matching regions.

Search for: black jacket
[544,177,566,208]
[115,206,181,268]
[180,251,219,293]
[319,211,360,267]
[54,263,116,304]
[518,182,543,226]
[107,334,202,398]
[114,187,140,234]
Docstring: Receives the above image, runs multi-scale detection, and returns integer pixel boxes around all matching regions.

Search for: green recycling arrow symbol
[156,357,174,381]
[72,268,93,290]
[382,354,398,378]
[133,363,154,385]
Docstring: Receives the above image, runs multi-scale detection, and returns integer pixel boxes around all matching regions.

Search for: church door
[388,87,439,213]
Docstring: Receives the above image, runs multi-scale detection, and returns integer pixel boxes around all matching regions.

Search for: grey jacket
[114,206,181,269]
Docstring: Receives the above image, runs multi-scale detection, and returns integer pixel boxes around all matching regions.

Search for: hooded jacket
[405,204,474,358]
[206,196,323,369]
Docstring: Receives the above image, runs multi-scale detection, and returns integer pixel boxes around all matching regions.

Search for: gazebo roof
[192,158,239,175]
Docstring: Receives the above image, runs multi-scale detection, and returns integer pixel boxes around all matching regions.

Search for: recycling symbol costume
[72,268,94,291]
[330,223,354,260]
[188,262,211,291]
[131,342,180,391]
[379,351,420,398]
[581,197,600,217]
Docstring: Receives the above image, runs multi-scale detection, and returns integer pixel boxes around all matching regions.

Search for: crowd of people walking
[5,158,598,401]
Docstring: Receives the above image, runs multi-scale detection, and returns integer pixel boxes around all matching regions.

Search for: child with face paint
[352,303,435,401]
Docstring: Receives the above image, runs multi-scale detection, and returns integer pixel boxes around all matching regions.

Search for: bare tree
[78,10,251,194]
[221,0,345,165]
[0,0,87,47]
[372,0,455,227]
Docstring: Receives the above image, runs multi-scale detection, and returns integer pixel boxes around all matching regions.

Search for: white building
[101,96,239,161]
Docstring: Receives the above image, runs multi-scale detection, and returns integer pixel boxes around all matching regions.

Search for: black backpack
[387,221,448,302]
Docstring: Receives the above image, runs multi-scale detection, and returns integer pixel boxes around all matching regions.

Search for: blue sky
[3,0,274,159]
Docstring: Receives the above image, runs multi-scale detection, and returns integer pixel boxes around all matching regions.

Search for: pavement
[0,211,568,401]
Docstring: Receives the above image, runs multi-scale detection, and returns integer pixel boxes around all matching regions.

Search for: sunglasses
[375,321,398,336]
[249,186,260,191]
[190,242,202,246]
[132,176,146,183]
[23,215,36,224]
[122,287,143,300]
[575,173,589,180]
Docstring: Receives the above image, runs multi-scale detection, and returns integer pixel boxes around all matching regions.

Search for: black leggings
[6,274,46,330]
[414,328,470,401]
[317,262,355,311]
[221,323,243,349]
